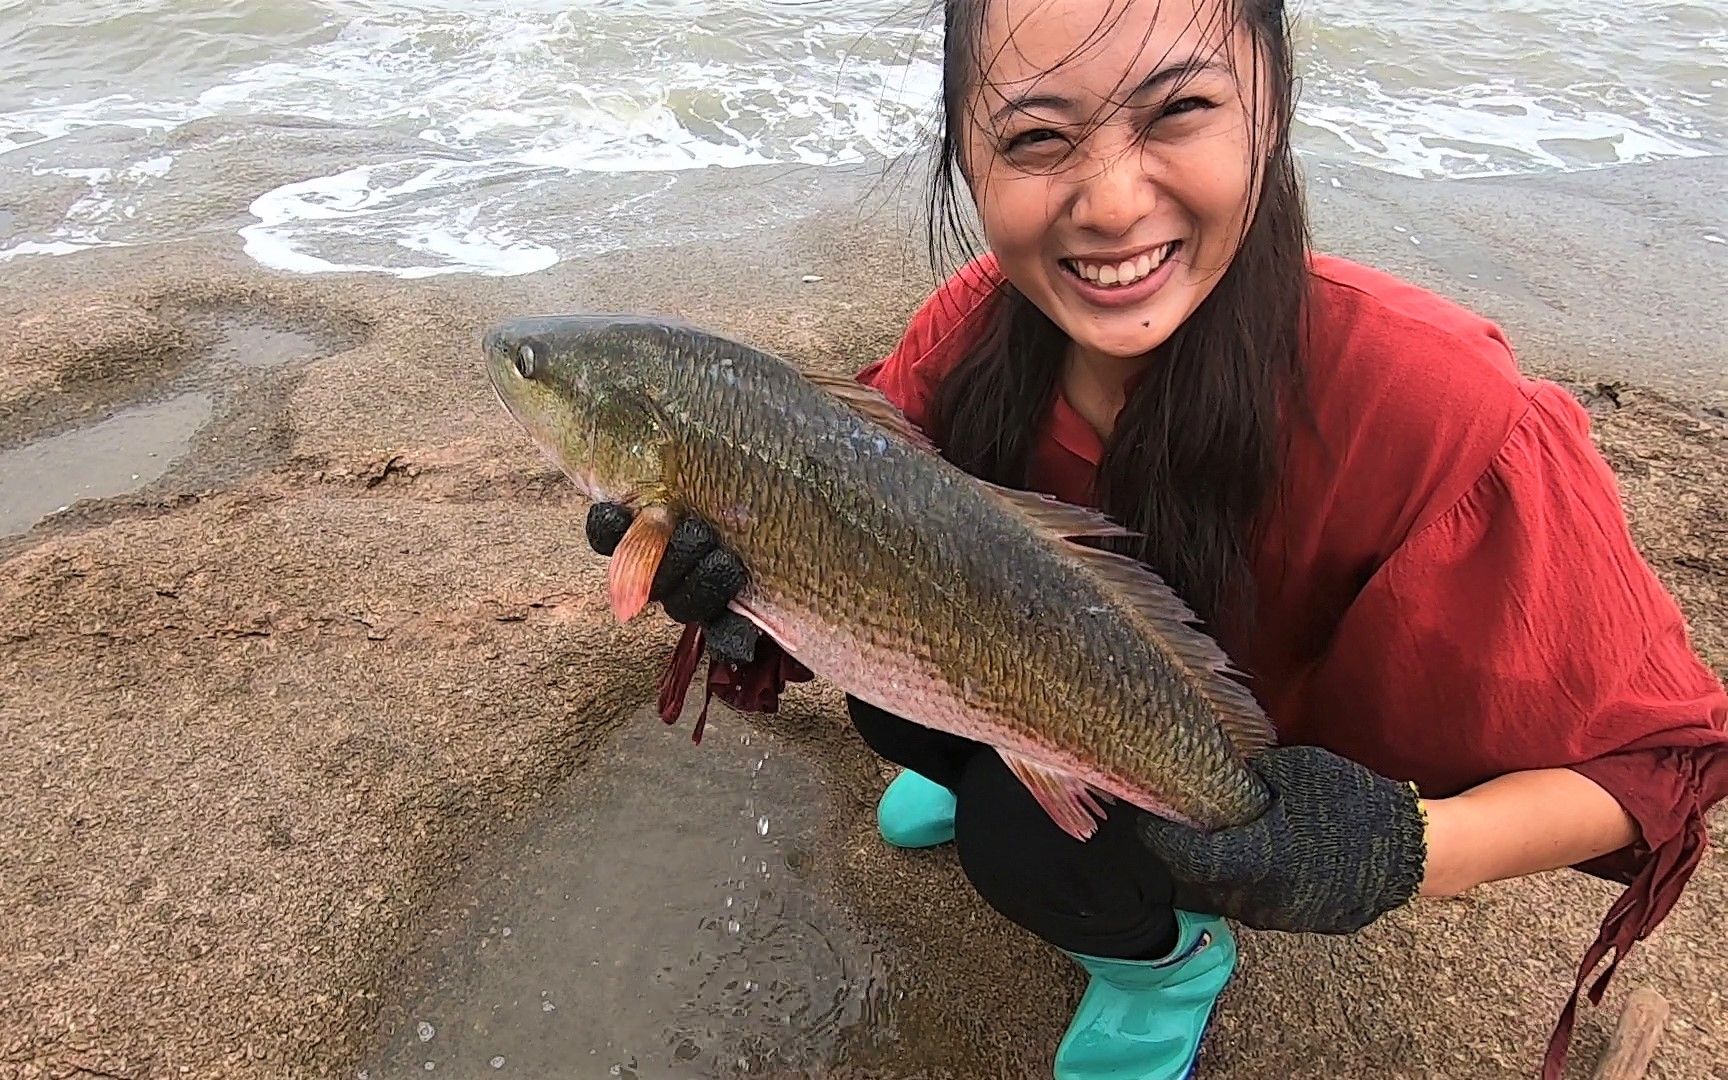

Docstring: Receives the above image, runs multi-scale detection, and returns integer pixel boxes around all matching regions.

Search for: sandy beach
[1,153,1724,1080]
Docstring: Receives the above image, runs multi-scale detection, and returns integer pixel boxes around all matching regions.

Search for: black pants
[848,695,1179,961]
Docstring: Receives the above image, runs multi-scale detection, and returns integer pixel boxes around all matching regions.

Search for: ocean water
[0,0,1723,277]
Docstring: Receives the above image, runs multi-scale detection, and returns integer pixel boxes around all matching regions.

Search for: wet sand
[1,155,1724,1080]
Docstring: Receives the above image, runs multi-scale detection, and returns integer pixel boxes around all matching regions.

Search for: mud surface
[0,157,1724,1080]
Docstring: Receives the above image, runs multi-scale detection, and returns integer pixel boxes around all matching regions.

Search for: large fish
[482,314,1275,839]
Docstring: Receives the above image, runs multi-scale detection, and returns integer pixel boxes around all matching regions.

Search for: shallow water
[0,309,338,538]
[0,390,213,535]
[1,0,1722,278]
[361,707,905,1079]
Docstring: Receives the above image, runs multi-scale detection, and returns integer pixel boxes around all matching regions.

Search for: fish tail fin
[997,749,1110,841]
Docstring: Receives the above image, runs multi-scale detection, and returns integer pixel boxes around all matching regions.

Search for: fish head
[483,314,680,504]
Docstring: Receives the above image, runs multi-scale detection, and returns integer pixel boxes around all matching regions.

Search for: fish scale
[485,315,1276,838]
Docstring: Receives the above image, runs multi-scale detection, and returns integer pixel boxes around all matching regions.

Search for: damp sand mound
[0,264,681,1079]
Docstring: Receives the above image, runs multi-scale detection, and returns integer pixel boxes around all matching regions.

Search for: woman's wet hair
[922,0,1308,647]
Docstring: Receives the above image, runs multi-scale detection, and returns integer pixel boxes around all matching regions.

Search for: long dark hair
[922,0,1309,645]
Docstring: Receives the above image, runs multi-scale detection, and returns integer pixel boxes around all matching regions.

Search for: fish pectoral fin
[608,504,677,622]
[997,749,1109,842]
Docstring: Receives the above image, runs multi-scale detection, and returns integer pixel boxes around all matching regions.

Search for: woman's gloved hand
[1136,744,1428,935]
[585,501,761,666]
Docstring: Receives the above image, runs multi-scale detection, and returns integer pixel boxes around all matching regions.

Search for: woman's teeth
[1068,242,1176,287]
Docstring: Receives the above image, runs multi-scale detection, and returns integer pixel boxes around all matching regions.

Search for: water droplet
[417,1021,435,1042]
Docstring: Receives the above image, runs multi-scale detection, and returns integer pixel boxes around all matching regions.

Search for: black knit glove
[1136,745,1428,935]
[585,502,760,666]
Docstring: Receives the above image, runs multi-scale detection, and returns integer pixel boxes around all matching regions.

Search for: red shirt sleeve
[1304,380,1727,804]
[1298,377,1728,1078]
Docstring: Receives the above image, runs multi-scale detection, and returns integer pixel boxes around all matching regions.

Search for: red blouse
[661,251,1727,1080]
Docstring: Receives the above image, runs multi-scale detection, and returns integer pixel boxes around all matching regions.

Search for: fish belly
[729,591,1200,830]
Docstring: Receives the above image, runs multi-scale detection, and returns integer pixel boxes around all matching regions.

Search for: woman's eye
[1006,128,1064,151]
[1160,96,1215,118]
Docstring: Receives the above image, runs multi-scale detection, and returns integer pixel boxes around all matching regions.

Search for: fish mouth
[481,328,519,401]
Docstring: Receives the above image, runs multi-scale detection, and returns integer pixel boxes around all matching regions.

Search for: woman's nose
[1069,143,1155,237]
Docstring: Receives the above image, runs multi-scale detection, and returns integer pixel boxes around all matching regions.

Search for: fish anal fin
[608,504,676,622]
[1062,544,1277,759]
[997,749,1108,842]
[805,370,937,452]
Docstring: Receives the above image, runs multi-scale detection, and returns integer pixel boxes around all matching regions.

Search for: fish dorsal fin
[804,369,937,453]
[983,482,1276,759]
[979,481,1138,540]
[1076,544,1276,758]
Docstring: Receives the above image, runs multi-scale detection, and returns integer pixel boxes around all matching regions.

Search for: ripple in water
[357,706,904,1079]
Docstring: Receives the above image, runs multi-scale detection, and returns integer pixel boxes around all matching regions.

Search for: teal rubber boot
[1053,911,1236,1080]
[875,768,957,848]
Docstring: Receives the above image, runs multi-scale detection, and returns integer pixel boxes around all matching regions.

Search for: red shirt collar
[1048,364,1151,467]
[1049,389,1105,466]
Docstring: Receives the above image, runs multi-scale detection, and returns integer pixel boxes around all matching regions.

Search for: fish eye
[514,342,539,379]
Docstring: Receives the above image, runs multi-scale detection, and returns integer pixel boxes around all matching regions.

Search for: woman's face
[961,0,1269,365]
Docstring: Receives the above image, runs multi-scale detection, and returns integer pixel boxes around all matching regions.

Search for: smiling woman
[576,0,1728,1078]
[965,22,1269,362]
[929,0,1305,633]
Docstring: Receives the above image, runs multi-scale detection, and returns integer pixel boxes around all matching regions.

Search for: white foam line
[0,238,126,262]
[239,157,560,278]
[1294,84,1716,179]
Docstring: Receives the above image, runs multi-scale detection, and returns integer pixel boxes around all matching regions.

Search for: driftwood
[1591,986,1671,1080]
